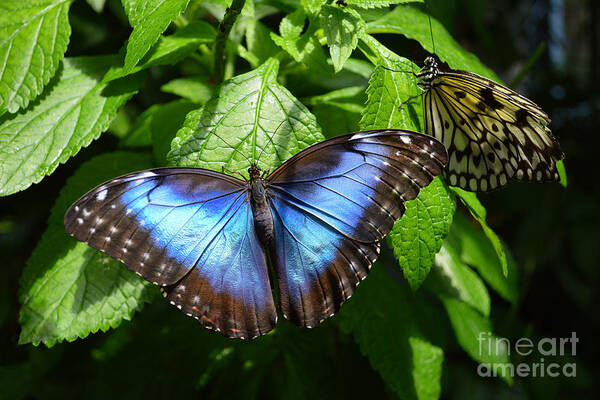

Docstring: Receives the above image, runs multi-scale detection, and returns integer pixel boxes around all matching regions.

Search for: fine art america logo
[477,332,578,378]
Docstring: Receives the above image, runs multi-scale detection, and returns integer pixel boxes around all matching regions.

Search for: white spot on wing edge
[96,189,108,201]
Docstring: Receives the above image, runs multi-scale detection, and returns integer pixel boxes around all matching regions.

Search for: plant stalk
[214,0,246,83]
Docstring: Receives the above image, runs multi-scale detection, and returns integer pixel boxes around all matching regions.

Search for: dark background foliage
[1,0,598,398]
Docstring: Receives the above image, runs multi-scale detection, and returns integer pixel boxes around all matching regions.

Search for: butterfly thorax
[416,56,439,89]
[248,164,275,248]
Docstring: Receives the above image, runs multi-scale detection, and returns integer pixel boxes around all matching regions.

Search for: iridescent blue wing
[65,168,276,339]
[266,129,448,327]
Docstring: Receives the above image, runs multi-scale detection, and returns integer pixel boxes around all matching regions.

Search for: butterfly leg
[222,165,248,181]
[398,90,426,112]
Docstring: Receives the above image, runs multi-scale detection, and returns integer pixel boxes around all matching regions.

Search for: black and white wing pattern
[418,57,564,191]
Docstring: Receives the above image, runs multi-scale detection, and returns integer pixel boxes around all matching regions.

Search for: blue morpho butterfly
[65,129,448,340]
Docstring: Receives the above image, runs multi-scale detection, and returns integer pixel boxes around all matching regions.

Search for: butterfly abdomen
[250,177,275,249]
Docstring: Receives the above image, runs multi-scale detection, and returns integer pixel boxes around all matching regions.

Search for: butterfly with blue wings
[65,129,448,339]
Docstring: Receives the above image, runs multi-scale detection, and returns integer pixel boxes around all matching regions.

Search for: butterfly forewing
[420,60,564,191]
[65,168,277,339]
[265,130,448,327]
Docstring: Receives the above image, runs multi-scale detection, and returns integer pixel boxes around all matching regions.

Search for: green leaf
[104,21,216,81]
[306,87,365,137]
[305,87,366,137]
[425,242,490,317]
[0,56,144,197]
[19,152,156,347]
[302,86,366,112]
[0,0,72,114]
[86,0,106,12]
[151,100,198,165]
[446,213,519,305]
[280,8,306,40]
[557,159,567,187]
[347,0,422,9]
[387,178,456,289]
[245,20,281,65]
[121,100,196,152]
[167,58,324,171]
[358,34,455,289]
[320,6,365,73]
[451,187,508,277]
[160,76,214,105]
[121,0,191,72]
[337,266,443,400]
[367,5,500,80]
[271,19,333,77]
[358,34,422,131]
[440,297,513,385]
[301,0,326,15]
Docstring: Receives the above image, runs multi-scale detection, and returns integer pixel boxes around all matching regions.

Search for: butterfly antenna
[255,120,287,165]
[426,1,435,54]
[211,130,252,165]
[380,65,418,77]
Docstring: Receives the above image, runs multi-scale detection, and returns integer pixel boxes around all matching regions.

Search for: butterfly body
[65,129,448,339]
[247,165,276,249]
[416,56,564,191]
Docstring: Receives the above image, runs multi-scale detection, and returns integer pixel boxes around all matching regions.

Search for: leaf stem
[510,42,546,87]
[214,0,246,83]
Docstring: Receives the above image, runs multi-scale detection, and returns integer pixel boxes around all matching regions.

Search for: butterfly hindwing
[65,168,277,339]
[265,130,448,327]
[420,58,564,191]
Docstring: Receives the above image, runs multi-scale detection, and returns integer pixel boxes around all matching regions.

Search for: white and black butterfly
[412,56,564,192]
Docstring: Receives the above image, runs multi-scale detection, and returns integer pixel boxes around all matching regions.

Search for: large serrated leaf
[0,0,72,114]
[121,0,191,72]
[19,152,156,347]
[0,56,144,197]
[167,58,324,172]
[337,266,443,400]
[367,5,500,80]
[358,35,454,288]
[387,178,456,289]
[358,34,422,131]
[320,6,365,73]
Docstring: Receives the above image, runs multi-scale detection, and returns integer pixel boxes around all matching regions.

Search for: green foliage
[167,58,324,172]
[452,187,509,277]
[347,0,422,9]
[367,4,500,80]
[0,0,72,114]
[387,178,456,289]
[320,5,365,73]
[121,0,191,72]
[0,1,568,397]
[441,297,513,385]
[0,56,144,196]
[19,152,157,347]
[338,266,444,400]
